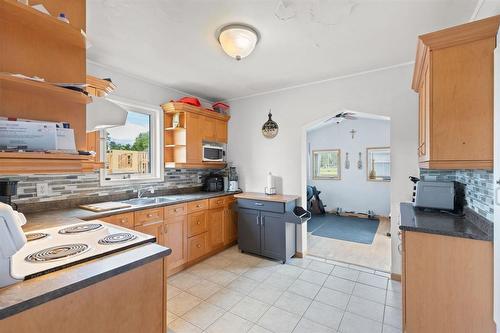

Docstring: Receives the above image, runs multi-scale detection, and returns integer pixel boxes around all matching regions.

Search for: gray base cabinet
[236,199,298,263]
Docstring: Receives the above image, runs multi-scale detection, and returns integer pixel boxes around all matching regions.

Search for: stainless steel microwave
[202,144,225,162]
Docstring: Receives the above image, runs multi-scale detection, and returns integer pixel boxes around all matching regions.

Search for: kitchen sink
[121,196,177,206]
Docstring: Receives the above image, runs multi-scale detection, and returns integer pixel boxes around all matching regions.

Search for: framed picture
[312,149,341,180]
[366,147,391,181]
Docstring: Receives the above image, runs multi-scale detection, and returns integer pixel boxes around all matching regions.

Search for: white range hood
[86,98,128,132]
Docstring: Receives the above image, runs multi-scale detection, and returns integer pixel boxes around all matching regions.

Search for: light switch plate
[36,183,50,196]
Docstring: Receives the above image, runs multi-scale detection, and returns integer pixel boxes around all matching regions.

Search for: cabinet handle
[261,216,264,227]
[398,243,402,254]
[174,209,178,212]
[196,221,201,225]
[120,219,126,224]
[196,244,201,248]
[254,203,264,206]
[147,214,153,218]
[196,204,200,208]
[256,216,260,225]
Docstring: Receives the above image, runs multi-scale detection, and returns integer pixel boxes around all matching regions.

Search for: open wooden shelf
[0,152,103,174]
[0,0,85,48]
[0,74,92,104]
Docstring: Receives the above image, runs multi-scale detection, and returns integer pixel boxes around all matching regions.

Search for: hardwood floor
[307,217,391,272]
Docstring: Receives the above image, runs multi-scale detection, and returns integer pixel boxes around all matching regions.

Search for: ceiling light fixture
[218,24,259,61]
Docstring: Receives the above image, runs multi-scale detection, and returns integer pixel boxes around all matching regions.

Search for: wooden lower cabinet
[134,220,164,245]
[99,212,134,229]
[402,231,494,333]
[1,260,166,333]
[164,215,187,272]
[188,232,208,261]
[95,195,237,277]
[207,207,224,251]
[224,201,238,245]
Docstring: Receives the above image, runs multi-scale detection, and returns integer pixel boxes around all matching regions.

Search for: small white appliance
[202,144,225,162]
[414,181,455,210]
[265,172,276,195]
[0,202,155,288]
[0,203,27,287]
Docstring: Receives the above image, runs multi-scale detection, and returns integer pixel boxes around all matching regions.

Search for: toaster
[414,181,455,210]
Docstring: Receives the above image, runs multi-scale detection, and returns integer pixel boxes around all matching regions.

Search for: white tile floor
[167,246,402,333]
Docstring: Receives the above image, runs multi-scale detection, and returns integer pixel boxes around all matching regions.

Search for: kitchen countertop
[399,202,492,241]
[23,191,241,230]
[234,192,299,203]
[0,243,170,320]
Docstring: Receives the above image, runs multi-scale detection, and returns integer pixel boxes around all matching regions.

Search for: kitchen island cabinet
[234,192,302,263]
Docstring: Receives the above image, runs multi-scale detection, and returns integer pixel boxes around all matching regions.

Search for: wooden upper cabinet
[161,102,229,169]
[412,15,500,169]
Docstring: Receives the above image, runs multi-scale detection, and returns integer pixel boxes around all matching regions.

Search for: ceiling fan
[325,111,358,124]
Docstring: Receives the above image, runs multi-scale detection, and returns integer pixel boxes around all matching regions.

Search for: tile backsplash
[1,169,215,205]
[419,169,494,221]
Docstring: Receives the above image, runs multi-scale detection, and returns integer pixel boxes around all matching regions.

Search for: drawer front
[187,199,208,213]
[164,203,187,218]
[209,197,226,209]
[188,232,207,261]
[134,208,164,226]
[100,212,134,229]
[237,199,285,213]
[187,211,207,237]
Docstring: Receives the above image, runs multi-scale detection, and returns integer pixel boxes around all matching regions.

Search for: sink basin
[121,197,177,206]
[121,198,156,206]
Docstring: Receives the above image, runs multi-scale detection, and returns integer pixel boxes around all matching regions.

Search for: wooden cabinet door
[237,208,261,254]
[165,216,187,271]
[100,212,134,229]
[135,220,164,245]
[188,233,208,261]
[224,203,238,245]
[203,116,217,141]
[260,211,285,260]
[215,119,227,143]
[187,211,207,237]
[186,113,203,164]
[207,208,224,251]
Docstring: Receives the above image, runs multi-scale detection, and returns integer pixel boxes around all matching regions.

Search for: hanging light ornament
[262,110,279,138]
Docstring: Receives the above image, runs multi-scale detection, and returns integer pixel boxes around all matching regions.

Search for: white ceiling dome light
[218,24,259,61]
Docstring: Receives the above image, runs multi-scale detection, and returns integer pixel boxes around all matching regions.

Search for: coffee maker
[0,181,18,210]
[228,167,239,192]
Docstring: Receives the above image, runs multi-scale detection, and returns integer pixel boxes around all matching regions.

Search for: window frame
[366,146,391,182]
[312,149,341,180]
[99,97,163,186]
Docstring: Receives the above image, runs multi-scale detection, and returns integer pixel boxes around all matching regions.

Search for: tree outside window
[312,149,341,180]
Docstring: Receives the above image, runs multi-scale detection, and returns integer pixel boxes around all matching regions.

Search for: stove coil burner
[25,244,90,263]
[25,232,49,242]
[58,223,103,235]
[98,233,137,245]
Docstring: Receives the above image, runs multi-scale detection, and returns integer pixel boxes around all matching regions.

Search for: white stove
[1,202,155,287]
[13,220,154,280]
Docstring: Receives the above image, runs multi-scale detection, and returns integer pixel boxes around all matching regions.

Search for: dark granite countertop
[399,202,492,241]
[0,244,170,320]
[23,191,240,230]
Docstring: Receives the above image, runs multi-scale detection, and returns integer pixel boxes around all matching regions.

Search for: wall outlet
[36,183,50,197]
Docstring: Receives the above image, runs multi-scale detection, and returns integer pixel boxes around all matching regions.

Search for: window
[367,147,391,181]
[100,98,163,185]
[312,149,341,180]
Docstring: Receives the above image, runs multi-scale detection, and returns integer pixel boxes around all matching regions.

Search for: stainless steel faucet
[138,186,155,198]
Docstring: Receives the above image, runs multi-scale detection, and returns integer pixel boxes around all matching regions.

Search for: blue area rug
[309,214,379,244]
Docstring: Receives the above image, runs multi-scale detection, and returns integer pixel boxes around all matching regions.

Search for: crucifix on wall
[349,129,357,139]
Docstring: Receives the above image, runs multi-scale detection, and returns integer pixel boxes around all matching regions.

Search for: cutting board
[79,202,132,212]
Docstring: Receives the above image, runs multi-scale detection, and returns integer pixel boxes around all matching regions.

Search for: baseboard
[294,251,305,258]
[391,273,401,281]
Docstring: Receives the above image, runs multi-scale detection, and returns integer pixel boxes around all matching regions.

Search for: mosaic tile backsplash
[1,169,214,205]
[419,169,494,221]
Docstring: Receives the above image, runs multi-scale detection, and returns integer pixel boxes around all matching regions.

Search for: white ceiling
[87,0,479,101]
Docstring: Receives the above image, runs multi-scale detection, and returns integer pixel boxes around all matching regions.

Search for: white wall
[307,118,391,216]
[227,64,418,274]
[87,60,212,107]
